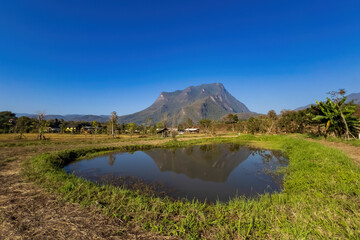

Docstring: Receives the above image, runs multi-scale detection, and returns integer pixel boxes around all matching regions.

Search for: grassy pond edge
[22,135,360,239]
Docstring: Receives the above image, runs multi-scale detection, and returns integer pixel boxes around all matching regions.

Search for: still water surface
[64,144,288,202]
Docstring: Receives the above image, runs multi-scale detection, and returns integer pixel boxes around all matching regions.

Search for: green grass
[302,134,360,147]
[22,135,360,239]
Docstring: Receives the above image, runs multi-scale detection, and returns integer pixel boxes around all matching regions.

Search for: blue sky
[0,0,359,115]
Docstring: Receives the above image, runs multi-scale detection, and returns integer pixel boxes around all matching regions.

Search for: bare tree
[267,110,278,134]
[146,118,153,135]
[110,111,118,138]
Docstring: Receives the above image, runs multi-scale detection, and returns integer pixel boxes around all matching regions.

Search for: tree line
[1,90,359,140]
[220,90,360,139]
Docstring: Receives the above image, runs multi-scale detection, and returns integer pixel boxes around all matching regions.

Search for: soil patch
[0,140,177,240]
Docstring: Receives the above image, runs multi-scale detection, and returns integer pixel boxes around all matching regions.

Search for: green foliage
[16,116,36,138]
[126,122,137,136]
[199,119,212,134]
[37,113,49,140]
[0,111,16,133]
[266,110,277,133]
[22,136,360,239]
[59,121,67,134]
[313,97,359,138]
[92,120,99,136]
[277,110,310,133]
[245,117,262,134]
[222,113,238,124]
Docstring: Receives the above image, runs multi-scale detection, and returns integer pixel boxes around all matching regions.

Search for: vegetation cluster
[1,91,359,141]
[220,90,360,139]
[22,135,360,239]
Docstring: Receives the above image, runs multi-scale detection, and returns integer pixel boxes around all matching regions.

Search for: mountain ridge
[117,83,251,124]
[15,83,253,124]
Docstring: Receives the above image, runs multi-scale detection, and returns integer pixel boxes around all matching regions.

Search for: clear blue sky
[0,0,359,115]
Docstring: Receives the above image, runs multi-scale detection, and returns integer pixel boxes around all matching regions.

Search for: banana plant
[312,97,359,138]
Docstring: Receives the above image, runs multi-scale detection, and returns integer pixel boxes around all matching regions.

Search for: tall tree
[267,110,278,134]
[37,113,48,140]
[59,119,67,134]
[222,113,239,132]
[92,120,99,138]
[146,118,153,135]
[110,111,118,138]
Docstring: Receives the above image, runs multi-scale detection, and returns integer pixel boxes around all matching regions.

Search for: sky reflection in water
[64,144,288,202]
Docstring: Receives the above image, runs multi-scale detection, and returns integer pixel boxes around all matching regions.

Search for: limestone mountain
[118,83,250,124]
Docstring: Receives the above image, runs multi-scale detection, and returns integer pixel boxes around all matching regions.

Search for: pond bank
[21,135,360,239]
[0,136,175,239]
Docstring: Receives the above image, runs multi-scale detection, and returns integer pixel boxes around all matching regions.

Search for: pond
[64,144,288,202]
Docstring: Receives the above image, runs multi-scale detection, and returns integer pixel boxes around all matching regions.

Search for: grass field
[12,133,360,239]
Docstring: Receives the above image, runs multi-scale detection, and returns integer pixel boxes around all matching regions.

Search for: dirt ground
[0,136,178,240]
[0,134,359,239]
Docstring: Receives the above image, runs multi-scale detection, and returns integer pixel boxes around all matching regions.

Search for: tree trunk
[339,109,350,140]
[111,122,114,138]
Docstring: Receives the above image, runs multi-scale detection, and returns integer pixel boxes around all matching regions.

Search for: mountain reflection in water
[147,144,251,182]
[64,144,288,202]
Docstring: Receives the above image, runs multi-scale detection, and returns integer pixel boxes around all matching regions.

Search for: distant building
[184,128,200,133]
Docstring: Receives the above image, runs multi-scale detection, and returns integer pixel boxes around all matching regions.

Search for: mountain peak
[119,83,250,124]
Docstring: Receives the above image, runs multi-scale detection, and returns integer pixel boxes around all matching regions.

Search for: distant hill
[117,83,251,124]
[347,93,360,104]
[295,92,360,111]
[16,113,109,123]
[15,83,254,124]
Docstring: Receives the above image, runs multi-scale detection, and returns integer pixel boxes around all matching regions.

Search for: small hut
[157,127,169,137]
